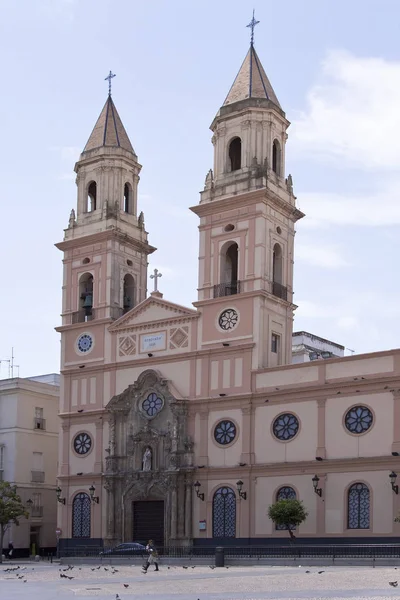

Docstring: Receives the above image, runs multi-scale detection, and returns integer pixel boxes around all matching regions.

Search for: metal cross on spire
[150,268,163,292]
[105,70,116,96]
[246,9,260,46]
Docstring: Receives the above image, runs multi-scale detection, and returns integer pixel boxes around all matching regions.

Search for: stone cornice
[60,342,255,375]
[190,188,304,222]
[195,454,400,478]
[193,289,297,311]
[55,228,156,255]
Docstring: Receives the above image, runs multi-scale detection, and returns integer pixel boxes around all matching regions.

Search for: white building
[0,374,59,556]
[292,331,345,364]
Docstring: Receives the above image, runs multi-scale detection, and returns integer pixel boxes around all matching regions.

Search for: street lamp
[390,471,399,495]
[26,498,33,509]
[56,486,65,505]
[312,475,322,497]
[89,484,99,504]
[236,480,247,500]
[194,481,204,501]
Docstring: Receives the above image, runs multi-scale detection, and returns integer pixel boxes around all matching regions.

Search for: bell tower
[191,16,304,368]
[56,86,155,327]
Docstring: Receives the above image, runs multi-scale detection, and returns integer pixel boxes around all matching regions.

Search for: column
[170,487,177,541]
[185,480,193,540]
[94,417,103,473]
[198,409,209,466]
[316,399,326,459]
[105,483,115,540]
[240,405,254,464]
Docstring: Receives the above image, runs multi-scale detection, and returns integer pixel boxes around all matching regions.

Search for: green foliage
[0,481,28,561]
[268,499,308,539]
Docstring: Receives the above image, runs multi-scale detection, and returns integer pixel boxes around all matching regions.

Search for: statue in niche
[142,446,152,471]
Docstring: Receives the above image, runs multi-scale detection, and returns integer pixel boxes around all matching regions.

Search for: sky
[0,0,399,378]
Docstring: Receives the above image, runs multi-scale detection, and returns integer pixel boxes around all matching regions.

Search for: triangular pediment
[108,295,198,331]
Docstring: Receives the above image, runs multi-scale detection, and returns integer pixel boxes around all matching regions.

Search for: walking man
[142,539,159,573]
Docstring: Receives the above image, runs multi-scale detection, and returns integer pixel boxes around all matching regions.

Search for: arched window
[218,242,239,297]
[123,274,135,313]
[87,181,97,212]
[123,183,131,213]
[275,486,296,530]
[79,273,93,321]
[228,137,241,172]
[72,493,91,538]
[348,483,370,529]
[272,243,283,285]
[212,487,236,538]
[272,139,281,175]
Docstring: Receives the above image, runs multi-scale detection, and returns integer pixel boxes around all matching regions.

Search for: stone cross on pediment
[150,268,162,292]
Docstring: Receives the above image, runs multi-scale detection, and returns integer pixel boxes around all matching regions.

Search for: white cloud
[296,243,349,268]
[297,182,400,228]
[291,50,400,170]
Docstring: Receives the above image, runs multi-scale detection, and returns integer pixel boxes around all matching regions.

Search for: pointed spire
[83,96,135,155]
[223,45,281,108]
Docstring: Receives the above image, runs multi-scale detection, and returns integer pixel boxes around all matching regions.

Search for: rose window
[214,420,237,445]
[73,432,92,455]
[218,309,238,331]
[272,413,299,441]
[345,406,373,434]
[142,393,163,417]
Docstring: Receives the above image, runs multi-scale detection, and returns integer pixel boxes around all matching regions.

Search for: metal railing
[34,417,46,431]
[272,281,288,300]
[31,470,45,483]
[31,506,43,517]
[59,543,400,559]
[213,280,241,298]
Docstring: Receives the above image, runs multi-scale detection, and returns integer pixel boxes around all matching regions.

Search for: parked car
[100,542,146,556]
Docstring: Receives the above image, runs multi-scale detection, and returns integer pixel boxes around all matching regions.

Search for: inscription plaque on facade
[140,332,166,353]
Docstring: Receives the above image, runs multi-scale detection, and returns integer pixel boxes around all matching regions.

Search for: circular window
[218,309,239,331]
[142,393,163,417]
[127,259,133,267]
[276,226,282,235]
[214,420,237,445]
[272,413,300,441]
[76,333,94,354]
[82,257,90,265]
[344,405,373,434]
[224,224,235,232]
[73,432,92,455]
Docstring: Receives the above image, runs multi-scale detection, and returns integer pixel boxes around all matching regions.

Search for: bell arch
[79,272,94,319]
[228,137,241,172]
[123,274,135,313]
[220,241,239,295]
[272,139,281,176]
[87,181,97,212]
[123,183,132,214]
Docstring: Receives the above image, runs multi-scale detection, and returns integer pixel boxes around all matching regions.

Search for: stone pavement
[1,563,400,600]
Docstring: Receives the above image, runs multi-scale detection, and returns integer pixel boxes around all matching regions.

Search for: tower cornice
[190,188,304,222]
[55,228,156,255]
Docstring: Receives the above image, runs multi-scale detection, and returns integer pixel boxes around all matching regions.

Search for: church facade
[56,38,400,550]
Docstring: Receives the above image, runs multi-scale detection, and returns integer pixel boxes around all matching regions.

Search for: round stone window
[76,333,94,354]
[272,413,300,441]
[218,309,239,331]
[142,392,163,417]
[214,420,237,445]
[344,405,373,434]
[73,432,92,455]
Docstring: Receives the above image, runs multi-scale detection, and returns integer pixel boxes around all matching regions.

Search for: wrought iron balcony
[34,417,46,431]
[272,282,288,301]
[71,309,95,324]
[213,280,241,298]
[31,506,43,518]
[31,470,45,483]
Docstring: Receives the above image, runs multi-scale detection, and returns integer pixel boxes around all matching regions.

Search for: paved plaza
[1,563,400,600]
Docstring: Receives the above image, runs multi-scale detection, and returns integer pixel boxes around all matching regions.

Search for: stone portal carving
[104,369,194,547]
